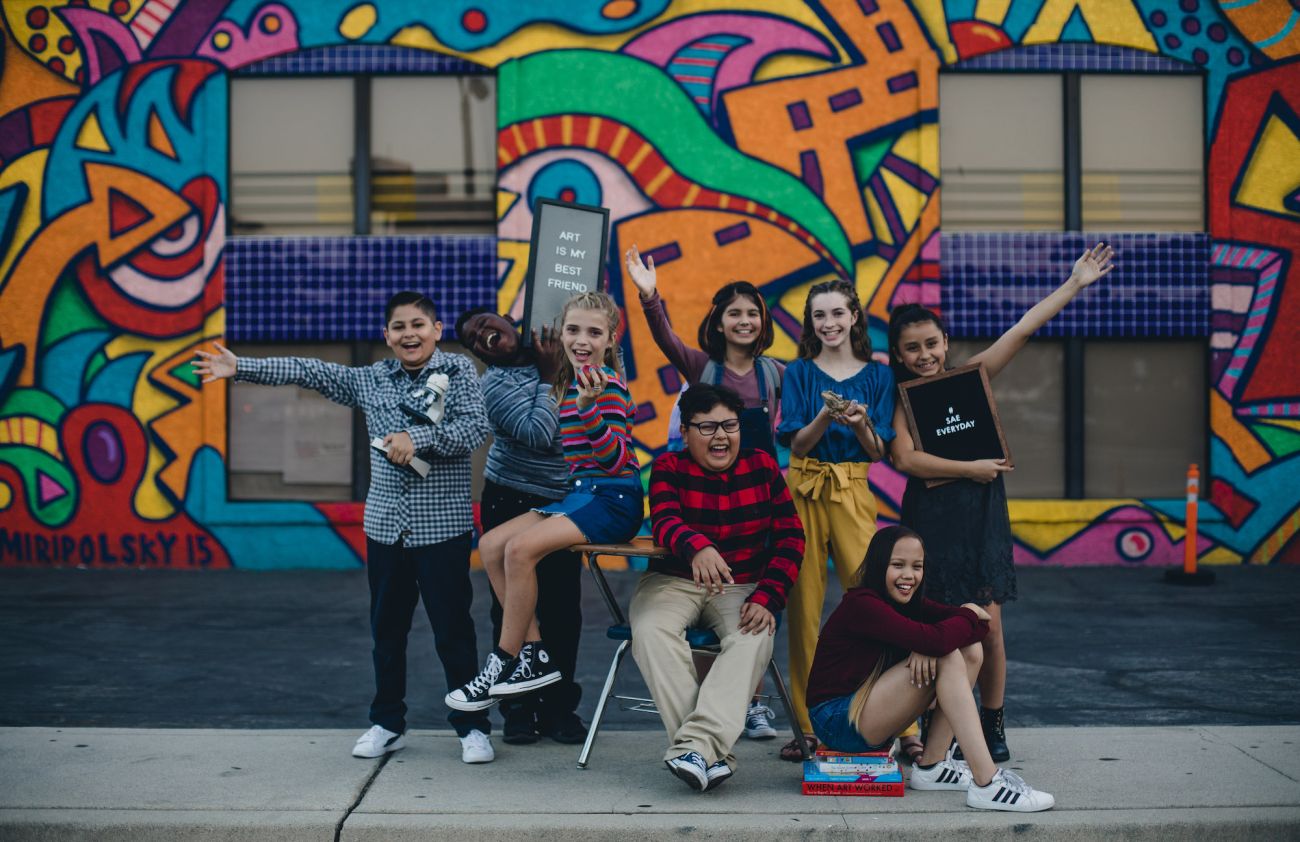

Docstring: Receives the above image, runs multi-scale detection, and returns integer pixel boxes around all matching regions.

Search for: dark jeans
[366,532,490,737]
[481,479,583,725]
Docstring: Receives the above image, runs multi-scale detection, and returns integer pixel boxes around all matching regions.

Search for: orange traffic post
[1165,463,1215,585]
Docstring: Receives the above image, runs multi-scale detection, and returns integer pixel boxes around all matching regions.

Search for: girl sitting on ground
[805,526,1055,812]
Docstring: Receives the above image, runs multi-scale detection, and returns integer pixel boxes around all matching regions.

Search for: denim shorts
[533,475,644,545]
[809,695,894,754]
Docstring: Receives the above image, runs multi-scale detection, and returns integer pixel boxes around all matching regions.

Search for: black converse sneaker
[489,643,562,697]
[445,651,506,711]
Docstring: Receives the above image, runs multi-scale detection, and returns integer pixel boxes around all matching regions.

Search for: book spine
[804,762,900,777]
[802,781,905,797]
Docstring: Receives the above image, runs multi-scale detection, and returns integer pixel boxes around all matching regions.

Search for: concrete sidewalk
[2,726,1297,841]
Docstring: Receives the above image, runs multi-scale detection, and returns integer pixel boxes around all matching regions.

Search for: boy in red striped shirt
[631,383,804,792]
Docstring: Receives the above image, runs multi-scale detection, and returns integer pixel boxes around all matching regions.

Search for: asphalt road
[2,565,1297,731]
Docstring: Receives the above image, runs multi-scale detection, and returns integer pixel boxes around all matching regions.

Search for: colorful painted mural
[0,0,1296,569]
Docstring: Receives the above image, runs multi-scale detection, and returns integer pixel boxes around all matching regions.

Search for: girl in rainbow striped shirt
[448,292,643,712]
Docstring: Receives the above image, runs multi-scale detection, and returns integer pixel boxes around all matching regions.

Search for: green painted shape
[169,358,201,390]
[1,388,68,425]
[85,351,108,384]
[1253,422,1300,458]
[0,345,21,403]
[499,50,853,271]
[850,137,893,187]
[85,352,149,408]
[0,444,76,528]
[41,277,109,350]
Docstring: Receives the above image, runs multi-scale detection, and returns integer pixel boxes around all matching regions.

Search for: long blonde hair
[551,291,625,399]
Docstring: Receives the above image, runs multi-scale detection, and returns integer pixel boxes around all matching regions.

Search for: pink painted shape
[920,230,941,262]
[57,7,143,85]
[623,13,835,113]
[497,148,654,240]
[37,471,68,506]
[196,4,299,70]
[1012,505,1218,567]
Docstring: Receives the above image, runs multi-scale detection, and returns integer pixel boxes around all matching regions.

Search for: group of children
[192,241,1113,810]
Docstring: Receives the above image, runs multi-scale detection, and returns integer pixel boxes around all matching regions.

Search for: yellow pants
[785,454,878,735]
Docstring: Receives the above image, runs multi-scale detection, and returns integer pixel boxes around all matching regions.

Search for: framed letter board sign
[520,197,611,345]
[897,362,1013,487]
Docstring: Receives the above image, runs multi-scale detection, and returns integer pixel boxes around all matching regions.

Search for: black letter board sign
[521,197,611,344]
[897,362,1014,488]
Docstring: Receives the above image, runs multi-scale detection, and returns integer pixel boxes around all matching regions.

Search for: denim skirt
[533,475,644,545]
[809,695,894,754]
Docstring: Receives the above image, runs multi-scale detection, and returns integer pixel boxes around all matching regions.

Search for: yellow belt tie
[796,460,852,503]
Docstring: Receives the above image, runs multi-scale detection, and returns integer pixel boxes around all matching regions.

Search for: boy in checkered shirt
[193,292,495,764]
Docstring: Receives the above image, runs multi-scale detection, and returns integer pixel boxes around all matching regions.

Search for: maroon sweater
[806,587,989,708]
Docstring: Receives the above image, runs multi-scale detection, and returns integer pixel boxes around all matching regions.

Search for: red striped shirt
[649,449,803,611]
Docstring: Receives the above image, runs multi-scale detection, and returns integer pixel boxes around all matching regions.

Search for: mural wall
[0,0,1296,569]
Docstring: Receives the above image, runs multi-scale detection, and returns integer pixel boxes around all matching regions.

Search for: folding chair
[573,538,812,769]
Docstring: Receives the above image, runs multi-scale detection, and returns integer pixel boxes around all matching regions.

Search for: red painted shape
[107,187,152,237]
[1210,477,1258,529]
[949,20,1013,59]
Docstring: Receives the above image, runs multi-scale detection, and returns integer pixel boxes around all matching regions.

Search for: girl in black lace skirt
[887,243,1115,762]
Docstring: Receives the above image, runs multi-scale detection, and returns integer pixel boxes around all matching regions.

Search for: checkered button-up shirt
[236,350,489,546]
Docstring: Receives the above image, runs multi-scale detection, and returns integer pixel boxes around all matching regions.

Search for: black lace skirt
[900,474,1017,606]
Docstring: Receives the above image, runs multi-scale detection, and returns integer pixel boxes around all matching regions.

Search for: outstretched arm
[971,242,1115,379]
[193,342,364,407]
[626,244,709,380]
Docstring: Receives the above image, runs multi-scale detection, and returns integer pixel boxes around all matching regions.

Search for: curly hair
[552,291,625,399]
[695,281,774,361]
[796,279,872,361]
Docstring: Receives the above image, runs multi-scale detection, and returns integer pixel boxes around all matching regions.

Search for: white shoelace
[748,705,774,721]
[465,654,504,694]
[996,769,1031,794]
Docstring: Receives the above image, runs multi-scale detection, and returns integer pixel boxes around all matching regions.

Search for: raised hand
[1070,242,1116,289]
[192,342,237,383]
[624,244,657,299]
[531,326,562,384]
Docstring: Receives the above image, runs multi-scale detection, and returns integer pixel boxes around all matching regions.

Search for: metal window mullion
[352,75,372,501]
[1063,73,1084,499]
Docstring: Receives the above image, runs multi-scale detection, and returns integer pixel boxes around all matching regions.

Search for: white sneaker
[909,755,972,790]
[460,729,495,764]
[352,725,405,758]
[967,768,1055,812]
[743,702,778,740]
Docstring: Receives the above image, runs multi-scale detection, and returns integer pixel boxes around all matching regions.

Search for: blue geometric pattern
[226,236,497,341]
[952,43,1194,73]
[940,232,1209,338]
[235,45,489,76]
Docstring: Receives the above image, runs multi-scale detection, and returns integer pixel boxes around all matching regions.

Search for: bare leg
[918,643,983,764]
[977,602,1006,709]
[478,512,543,605]
[498,515,586,654]
[909,646,997,786]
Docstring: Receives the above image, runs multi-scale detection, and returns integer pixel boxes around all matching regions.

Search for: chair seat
[606,623,719,648]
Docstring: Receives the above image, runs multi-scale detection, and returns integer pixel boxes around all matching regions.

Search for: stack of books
[802,743,903,796]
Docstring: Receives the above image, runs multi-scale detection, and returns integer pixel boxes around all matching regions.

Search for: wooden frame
[520,197,611,346]
[897,362,1014,488]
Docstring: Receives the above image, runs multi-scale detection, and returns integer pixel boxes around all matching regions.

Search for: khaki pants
[629,573,773,768]
[785,454,878,734]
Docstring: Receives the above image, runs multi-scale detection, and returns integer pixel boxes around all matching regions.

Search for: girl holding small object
[806,526,1055,812]
[775,279,896,760]
[447,292,644,713]
[889,242,1115,762]
[625,245,784,457]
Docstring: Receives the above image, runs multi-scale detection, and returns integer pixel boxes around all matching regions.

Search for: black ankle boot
[980,706,1010,762]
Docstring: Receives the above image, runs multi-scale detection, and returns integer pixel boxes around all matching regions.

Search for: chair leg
[767,658,813,760]
[577,639,631,769]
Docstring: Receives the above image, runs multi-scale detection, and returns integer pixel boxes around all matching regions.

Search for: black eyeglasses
[685,419,741,436]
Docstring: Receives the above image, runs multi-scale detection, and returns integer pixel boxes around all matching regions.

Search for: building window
[228,343,356,501]
[940,71,1203,231]
[230,75,496,236]
[1083,341,1205,497]
[939,74,1064,230]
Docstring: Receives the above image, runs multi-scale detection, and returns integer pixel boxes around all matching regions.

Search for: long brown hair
[696,281,773,361]
[796,279,872,361]
[552,291,625,399]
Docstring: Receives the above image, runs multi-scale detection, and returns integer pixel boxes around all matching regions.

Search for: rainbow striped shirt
[558,367,639,479]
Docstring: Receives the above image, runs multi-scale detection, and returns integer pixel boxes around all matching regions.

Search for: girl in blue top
[775,279,896,759]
